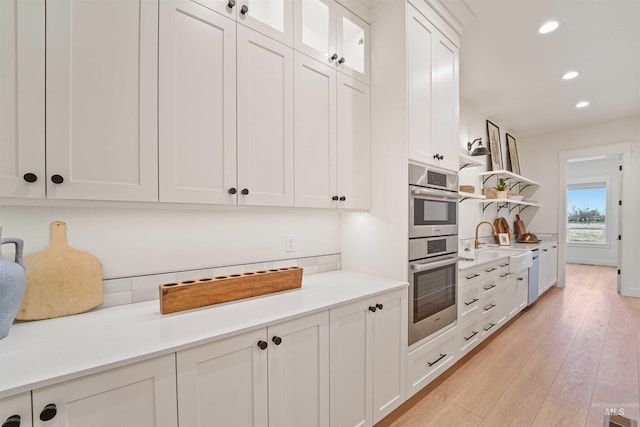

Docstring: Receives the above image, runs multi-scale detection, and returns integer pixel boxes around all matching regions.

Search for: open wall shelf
[477,170,540,191]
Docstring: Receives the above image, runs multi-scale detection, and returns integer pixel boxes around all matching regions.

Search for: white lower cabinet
[177,311,329,427]
[516,270,529,311]
[329,289,407,426]
[31,354,177,427]
[0,392,32,427]
[458,318,481,356]
[407,325,457,398]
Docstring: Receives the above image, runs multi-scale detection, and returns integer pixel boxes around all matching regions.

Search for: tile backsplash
[101,253,342,309]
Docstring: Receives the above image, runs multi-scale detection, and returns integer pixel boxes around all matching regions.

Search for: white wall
[0,205,341,279]
[565,156,620,266]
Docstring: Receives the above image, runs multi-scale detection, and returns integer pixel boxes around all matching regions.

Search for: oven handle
[411,187,460,201]
[410,256,461,272]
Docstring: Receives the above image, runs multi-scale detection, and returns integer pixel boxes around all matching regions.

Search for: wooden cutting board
[17,221,103,320]
[514,214,527,237]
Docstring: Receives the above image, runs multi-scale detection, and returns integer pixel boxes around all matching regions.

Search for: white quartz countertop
[458,241,557,271]
[0,270,407,398]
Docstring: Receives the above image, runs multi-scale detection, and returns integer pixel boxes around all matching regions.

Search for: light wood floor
[381,263,640,427]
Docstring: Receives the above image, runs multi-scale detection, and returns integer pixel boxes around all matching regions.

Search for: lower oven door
[409,255,459,345]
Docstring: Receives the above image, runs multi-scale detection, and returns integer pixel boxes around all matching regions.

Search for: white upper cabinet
[45,0,158,201]
[295,1,369,85]
[407,4,459,171]
[159,0,237,204]
[237,0,294,46]
[237,25,294,206]
[190,0,237,19]
[0,0,45,198]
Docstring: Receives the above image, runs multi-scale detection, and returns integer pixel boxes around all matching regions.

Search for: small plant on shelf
[494,178,508,199]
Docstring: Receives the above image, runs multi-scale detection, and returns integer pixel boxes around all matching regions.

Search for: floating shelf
[459,192,486,202]
[477,170,540,190]
[481,198,541,213]
[459,154,484,170]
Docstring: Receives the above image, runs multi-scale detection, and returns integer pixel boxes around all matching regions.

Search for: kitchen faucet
[474,221,497,249]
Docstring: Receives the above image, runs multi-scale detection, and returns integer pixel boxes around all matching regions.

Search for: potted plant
[494,178,508,199]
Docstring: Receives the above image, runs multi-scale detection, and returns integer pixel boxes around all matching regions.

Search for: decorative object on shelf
[159,267,303,314]
[17,221,103,320]
[467,138,489,156]
[514,214,527,237]
[498,233,510,246]
[459,185,475,193]
[494,178,508,199]
[486,120,502,171]
[506,133,521,175]
[483,187,498,199]
[0,226,27,340]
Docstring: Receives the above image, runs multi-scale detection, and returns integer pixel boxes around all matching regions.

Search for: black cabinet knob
[257,340,267,350]
[23,173,38,183]
[2,415,21,427]
[227,0,235,8]
[241,188,249,195]
[50,174,64,184]
[338,57,345,64]
[330,53,338,62]
[376,303,383,310]
[272,336,282,345]
[433,154,439,160]
[240,4,248,14]
[368,306,377,312]
[339,196,346,201]
[228,187,237,195]
[39,404,57,422]
[332,195,339,201]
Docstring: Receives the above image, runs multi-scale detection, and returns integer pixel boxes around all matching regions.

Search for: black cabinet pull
[517,277,524,281]
[228,187,237,195]
[241,188,249,195]
[2,415,21,427]
[240,4,248,14]
[499,273,509,278]
[39,404,57,422]
[227,0,235,7]
[464,331,478,341]
[499,263,508,267]
[427,353,446,367]
[338,57,345,64]
[465,273,480,280]
[543,249,548,252]
[50,174,64,184]
[464,298,479,306]
[332,195,339,201]
[484,303,496,312]
[272,336,282,345]
[368,305,376,313]
[257,340,267,350]
[483,323,496,332]
[339,196,346,201]
[485,267,497,272]
[23,173,38,183]
[483,284,496,291]
[376,303,383,310]
[329,53,338,62]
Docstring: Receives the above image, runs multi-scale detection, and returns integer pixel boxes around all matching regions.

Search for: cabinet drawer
[407,326,457,397]
[480,312,500,338]
[480,298,499,318]
[479,278,498,299]
[460,262,498,288]
[458,286,480,322]
[0,392,32,427]
[458,318,481,356]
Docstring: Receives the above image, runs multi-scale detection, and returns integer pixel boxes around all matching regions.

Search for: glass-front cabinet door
[238,0,293,45]
[294,0,337,66]
[336,5,369,84]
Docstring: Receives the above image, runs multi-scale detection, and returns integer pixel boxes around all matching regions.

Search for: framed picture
[498,233,510,246]
[506,133,521,176]
[486,120,502,171]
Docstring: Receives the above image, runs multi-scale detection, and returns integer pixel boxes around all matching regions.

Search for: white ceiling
[458,0,640,138]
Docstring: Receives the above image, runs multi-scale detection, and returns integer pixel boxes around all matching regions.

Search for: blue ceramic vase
[0,226,27,339]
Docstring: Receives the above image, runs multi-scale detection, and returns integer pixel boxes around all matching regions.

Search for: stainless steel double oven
[408,163,460,345]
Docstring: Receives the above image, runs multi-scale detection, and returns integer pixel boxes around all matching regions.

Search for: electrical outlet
[285,234,296,253]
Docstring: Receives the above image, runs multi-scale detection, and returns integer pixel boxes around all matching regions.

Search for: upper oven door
[409,186,459,238]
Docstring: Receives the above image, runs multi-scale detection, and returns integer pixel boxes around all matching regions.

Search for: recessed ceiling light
[538,21,560,34]
[562,71,579,80]
[576,101,590,108]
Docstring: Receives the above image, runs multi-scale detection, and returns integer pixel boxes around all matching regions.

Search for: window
[567,183,607,244]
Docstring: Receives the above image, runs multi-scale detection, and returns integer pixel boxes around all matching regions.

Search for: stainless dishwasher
[528,249,540,305]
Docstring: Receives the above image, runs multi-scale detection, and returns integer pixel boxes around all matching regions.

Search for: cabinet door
[190,0,237,19]
[45,0,158,201]
[237,25,294,206]
[159,0,237,204]
[0,0,45,198]
[433,33,459,172]
[407,6,435,165]
[505,274,519,319]
[294,0,337,66]
[371,290,407,424]
[294,53,337,208]
[268,311,329,427]
[516,271,528,311]
[177,329,268,427]
[237,0,293,46]
[336,74,371,210]
[336,5,369,85]
[0,392,32,427]
[329,299,372,427]
[32,354,177,427]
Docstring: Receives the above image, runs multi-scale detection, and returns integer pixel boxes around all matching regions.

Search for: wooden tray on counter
[159,267,302,314]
